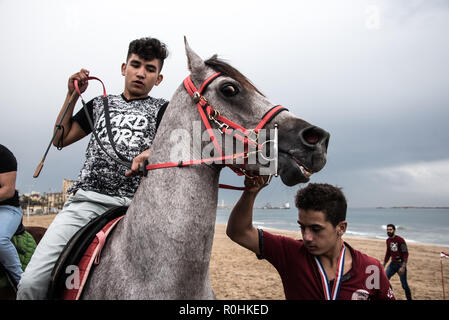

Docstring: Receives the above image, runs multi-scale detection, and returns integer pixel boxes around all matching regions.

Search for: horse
[80,38,330,299]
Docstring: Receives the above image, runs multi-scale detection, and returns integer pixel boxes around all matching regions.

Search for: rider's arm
[0,171,17,201]
[226,176,268,255]
[52,69,90,148]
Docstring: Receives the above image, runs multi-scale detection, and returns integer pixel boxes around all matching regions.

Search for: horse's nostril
[301,126,329,146]
[303,130,320,144]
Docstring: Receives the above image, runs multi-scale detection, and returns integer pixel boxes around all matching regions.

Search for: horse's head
[184,38,329,186]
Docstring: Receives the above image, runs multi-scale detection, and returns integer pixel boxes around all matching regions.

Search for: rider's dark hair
[127,37,169,71]
[295,183,347,227]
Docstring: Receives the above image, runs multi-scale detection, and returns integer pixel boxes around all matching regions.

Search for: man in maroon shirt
[383,224,412,300]
[226,178,395,300]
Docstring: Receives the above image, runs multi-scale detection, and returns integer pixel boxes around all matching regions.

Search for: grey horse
[81,38,330,299]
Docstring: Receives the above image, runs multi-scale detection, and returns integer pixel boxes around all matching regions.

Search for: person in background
[226,178,395,300]
[383,224,412,300]
[0,144,23,288]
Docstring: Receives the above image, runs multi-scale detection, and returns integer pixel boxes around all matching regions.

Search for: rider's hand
[68,68,90,95]
[125,149,150,177]
[244,175,270,194]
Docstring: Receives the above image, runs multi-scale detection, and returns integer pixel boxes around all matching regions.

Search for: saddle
[47,205,128,300]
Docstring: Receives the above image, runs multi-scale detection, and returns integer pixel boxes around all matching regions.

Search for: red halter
[141,72,288,190]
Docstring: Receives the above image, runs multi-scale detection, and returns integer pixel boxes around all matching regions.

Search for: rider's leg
[16,189,131,300]
[0,204,23,286]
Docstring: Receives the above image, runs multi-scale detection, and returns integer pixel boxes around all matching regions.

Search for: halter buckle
[192,92,201,104]
[208,109,220,121]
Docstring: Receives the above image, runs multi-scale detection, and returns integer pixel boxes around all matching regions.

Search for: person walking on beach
[383,224,412,300]
[0,144,24,288]
[17,37,169,300]
[226,177,395,300]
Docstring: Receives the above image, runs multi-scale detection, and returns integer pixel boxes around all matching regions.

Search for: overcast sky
[1,0,448,207]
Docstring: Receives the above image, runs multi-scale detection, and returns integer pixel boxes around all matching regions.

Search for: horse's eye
[220,83,239,97]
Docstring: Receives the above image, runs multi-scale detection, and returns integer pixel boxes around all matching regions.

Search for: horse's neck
[128,92,221,227]
[127,160,220,228]
[119,93,221,297]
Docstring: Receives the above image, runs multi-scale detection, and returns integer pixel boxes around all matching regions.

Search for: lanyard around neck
[314,244,346,300]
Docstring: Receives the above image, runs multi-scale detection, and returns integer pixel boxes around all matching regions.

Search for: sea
[216,207,449,247]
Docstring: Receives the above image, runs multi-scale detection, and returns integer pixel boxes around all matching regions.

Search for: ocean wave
[346,230,369,237]
[381,224,408,230]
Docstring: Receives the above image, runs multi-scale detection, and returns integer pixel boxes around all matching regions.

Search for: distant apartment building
[20,179,76,214]
[44,192,64,210]
[29,191,41,201]
[62,178,76,203]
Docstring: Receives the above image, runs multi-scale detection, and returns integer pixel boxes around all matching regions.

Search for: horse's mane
[205,55,265,97]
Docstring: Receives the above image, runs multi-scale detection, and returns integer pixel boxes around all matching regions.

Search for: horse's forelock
[204,55,265,97]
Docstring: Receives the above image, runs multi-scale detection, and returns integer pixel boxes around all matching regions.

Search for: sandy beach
[23,214,449,300]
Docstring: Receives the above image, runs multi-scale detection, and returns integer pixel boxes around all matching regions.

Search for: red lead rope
[74,76,107,98]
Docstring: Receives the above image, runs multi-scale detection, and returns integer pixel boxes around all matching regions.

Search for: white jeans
[16,189,131,300]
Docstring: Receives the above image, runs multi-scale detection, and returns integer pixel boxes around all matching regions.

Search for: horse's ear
[184,36,205,74]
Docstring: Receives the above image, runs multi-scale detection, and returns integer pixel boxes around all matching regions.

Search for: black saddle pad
[47,205,128,300]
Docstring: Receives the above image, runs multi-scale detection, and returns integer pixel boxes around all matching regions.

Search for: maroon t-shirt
[260,230,395,300]
[384,235,409,264]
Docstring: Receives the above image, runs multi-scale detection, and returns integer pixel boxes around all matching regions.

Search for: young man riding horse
[17,37,169,299]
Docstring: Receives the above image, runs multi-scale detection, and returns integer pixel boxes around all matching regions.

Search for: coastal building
[20,179,76,215]
[44,192,64,210]
[28,191,41,202]
[62,178,75,203]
